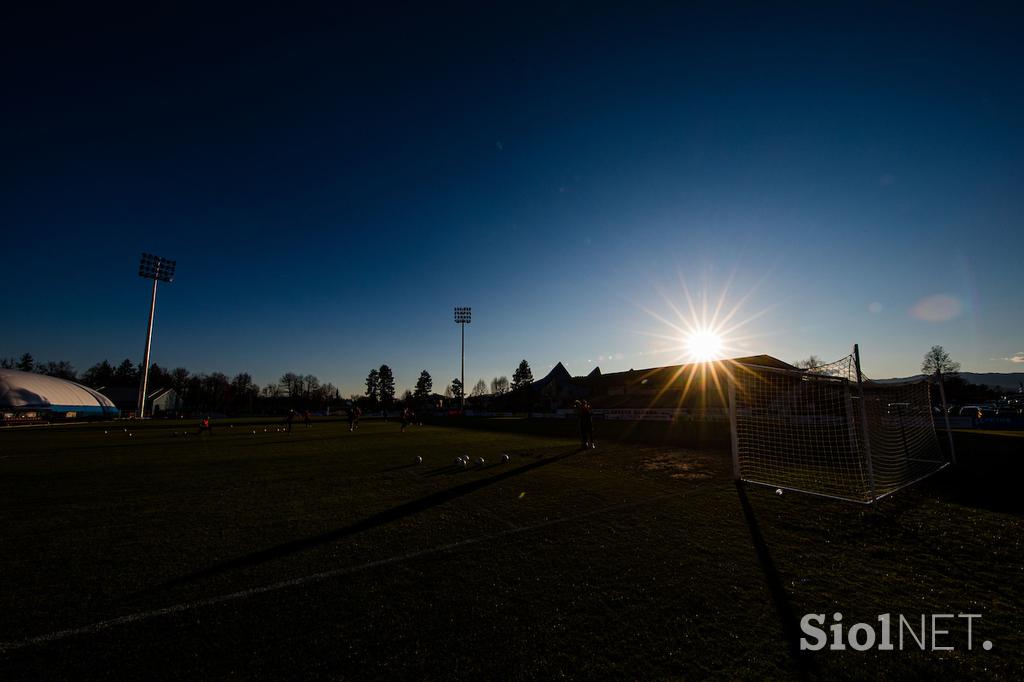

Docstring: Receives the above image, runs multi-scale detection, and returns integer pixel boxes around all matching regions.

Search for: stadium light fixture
[454,307,472,412]
[136,253,176,418]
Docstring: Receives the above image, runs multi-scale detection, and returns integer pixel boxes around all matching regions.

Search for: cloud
[910,294,962,322]
[867,301,883,313]
[1007,354,1024,364]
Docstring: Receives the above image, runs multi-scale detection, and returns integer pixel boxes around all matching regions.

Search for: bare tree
[922,345,960,377]
[794,355,824,370]
[471,379,488,397]
[38,360,77,380]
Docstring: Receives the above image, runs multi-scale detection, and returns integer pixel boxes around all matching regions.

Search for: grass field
[0,418,1021,678]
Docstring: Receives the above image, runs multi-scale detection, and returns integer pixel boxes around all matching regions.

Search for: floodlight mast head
[136,253,176,418]
[138,252,176,283]
[454,306,472,324]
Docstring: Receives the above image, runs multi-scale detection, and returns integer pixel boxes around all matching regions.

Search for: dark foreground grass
[0,419,1021,679]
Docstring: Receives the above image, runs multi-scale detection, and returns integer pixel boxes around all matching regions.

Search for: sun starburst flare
[630,270,778,413]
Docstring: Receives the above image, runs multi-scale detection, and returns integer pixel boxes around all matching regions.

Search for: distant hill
[876,372,1024,391]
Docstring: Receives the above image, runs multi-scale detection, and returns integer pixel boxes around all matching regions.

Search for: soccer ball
[474,457,485,466]
[415,455,423,465]
[775,488,784,496]
[454,456,466,467]
[501,453,510,463]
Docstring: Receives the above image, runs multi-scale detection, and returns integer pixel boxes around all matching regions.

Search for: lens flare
[684,328,724,362]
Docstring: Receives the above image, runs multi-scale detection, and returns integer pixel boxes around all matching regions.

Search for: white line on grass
[0,488,694,654]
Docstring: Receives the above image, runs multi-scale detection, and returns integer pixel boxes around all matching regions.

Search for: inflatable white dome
[0,369,118,417]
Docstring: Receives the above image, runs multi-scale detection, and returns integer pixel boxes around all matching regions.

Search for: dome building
[0,369,119,421]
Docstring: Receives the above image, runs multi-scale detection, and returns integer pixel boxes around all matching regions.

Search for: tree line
[3,351,543,414]
[359,358,536,408]
[1,352,339,415]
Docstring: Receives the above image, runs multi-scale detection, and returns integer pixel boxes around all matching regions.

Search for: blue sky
[3,3,1022,395]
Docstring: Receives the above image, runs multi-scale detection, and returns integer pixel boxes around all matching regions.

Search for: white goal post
[728,346,952,503]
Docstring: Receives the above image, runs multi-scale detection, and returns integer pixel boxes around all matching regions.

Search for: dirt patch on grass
[639,451,717,480]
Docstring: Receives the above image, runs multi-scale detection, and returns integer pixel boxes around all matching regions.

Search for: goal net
[728,350,951,503]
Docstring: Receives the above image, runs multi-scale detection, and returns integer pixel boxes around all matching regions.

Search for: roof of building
[0,369,118,414]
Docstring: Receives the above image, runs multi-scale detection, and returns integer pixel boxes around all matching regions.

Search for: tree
[450,378,463,400]
[83,360,115,387]
[170,367,190,395]
[471,379,488,397]
[401,389,413,403]
[205,373,230,412]
[511,360,533,390]
[147,363,171,388]
[443,384,453,399]
[365,369,380,405]
[922,345,960,377]
[378,365,396,406]
[279,373,302,399]
[231,372,257,414]
[413,370,433,400]
[113,358,138,384]
[303,375,319,399]
[794,355,823,370]
[16,353,35,372]
[0,357,14,369]
[490,376,509,394]
[39,360,77,380]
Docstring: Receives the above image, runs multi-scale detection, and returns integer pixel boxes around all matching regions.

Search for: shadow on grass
[150,449,579,592]
[381,463,417,472]
[736,482,814,681]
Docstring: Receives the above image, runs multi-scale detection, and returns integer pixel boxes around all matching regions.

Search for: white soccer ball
[415,455,423,465]
[501,453,510,463]
[104,431,108,434]
[454,456,466,467]
[475,457,485,466]
[776,488,783,496]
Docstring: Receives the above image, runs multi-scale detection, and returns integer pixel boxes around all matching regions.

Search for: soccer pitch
[0,419,1021,678]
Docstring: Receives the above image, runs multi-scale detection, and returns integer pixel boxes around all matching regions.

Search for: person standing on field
[197,415,213,436]
[577,400,594,449]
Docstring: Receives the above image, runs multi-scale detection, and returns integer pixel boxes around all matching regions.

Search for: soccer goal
[728,346,953,503]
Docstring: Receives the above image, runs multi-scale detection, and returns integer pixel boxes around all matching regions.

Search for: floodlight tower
[454,306,472,412]
[136,253,176,418]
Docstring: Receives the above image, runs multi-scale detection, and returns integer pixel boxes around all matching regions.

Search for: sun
[684,327,724,362]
